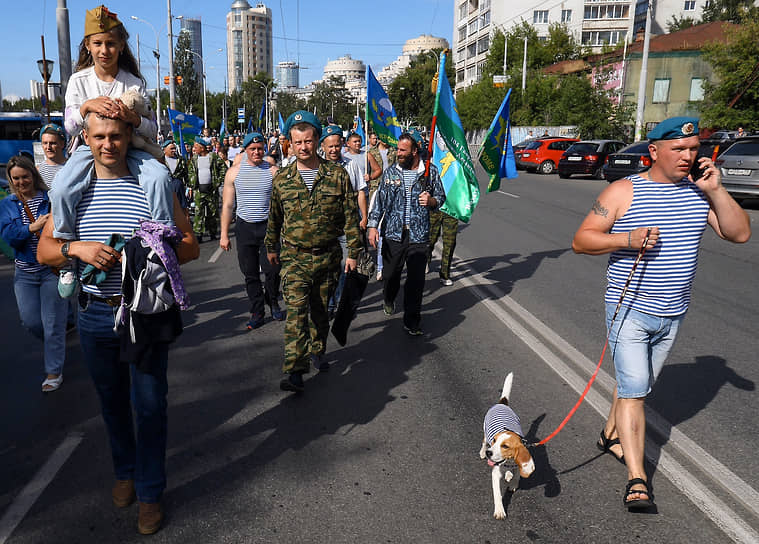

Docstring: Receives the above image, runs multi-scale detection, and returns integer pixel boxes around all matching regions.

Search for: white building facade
[377,35,449,86]
[322,55,367,101]
[226,1,273,93]
[276,61,299,89]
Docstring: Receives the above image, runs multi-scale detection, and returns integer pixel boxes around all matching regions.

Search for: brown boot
[111,480,136,508]
[137,502,163,535]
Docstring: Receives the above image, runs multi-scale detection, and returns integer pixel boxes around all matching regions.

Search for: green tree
[173,31,200,114]
[667,15,697,32]
[700,19,759,130]
[701,0,759,23]
[388,49,453,130]
[226,72,274,132]
[306,76,355,129]
[274,91,306,123]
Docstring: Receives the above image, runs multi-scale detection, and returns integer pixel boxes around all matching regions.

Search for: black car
[603,141,652,182]
[558,140,627,179]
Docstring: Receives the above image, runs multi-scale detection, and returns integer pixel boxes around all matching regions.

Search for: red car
[516,137,579,174]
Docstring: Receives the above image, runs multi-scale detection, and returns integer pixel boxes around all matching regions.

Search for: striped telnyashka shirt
[36,162,64,190]
[401,168,417,227]
[75,176,151,297]
[235,159,273,222]
[16,194,45,273]
[298,168,318,192]
[484,404,524,446]
[606,174,710,316]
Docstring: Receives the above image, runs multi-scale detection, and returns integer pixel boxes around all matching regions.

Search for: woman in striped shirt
[0,156,68,392]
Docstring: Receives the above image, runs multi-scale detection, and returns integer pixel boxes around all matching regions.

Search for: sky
[1,0,452,101]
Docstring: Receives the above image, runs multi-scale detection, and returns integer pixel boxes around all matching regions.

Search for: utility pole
[136,34,141,74]
[521,37,528,91]
[635,1,652,141]
[186,49,208,129]
[131,16,161,139]
[167,0,176,109]
[503,34,508,75]
[56,0,72,99]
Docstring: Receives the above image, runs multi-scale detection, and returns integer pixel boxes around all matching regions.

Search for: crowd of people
[1,3,752,537]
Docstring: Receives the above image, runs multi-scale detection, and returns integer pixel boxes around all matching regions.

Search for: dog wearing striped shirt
[479,372,535,519]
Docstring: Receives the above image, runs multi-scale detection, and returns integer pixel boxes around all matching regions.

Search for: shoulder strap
[20,199,40,238]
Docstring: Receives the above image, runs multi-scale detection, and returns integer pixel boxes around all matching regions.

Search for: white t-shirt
[64,66,156,141]
[228,146,241,161]
[197,155,212,189]
[343,150,367,181]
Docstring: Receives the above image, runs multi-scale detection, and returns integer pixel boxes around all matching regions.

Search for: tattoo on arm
[591,200,609,217]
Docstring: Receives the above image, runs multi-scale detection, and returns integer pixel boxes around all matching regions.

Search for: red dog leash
[525,228,653,448]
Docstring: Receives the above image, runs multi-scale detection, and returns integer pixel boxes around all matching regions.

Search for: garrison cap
[242,132,265,149]
[84,5,123,37]
[320,124,342,143]
[161,139,176,149]
[284,110,322,139]
[647,116,699,141]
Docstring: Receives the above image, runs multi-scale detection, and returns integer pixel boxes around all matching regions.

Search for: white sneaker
[425,263,429,274]
[376,270,383,281]
[440,278,453,286]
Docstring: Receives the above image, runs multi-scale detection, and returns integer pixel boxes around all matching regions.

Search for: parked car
[517,137,579,174]
[696,137,738,164]
[715,136,759,201]
[512,139,534,170]
[558,140,627,179]
[603,141,652,182]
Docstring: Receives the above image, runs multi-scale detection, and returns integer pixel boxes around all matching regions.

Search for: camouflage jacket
[265,157,362,259]
[167,155,190,187]
[367,161,445,244]
[188,153,227,192]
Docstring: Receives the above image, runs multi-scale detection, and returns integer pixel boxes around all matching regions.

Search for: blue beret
[195,137,211,146]
[407,127,424,145]
[284,110,322,139]
[320,124,342,143]
[40,123,66,141]
[161,139,175,149]
[647,117,699,141]
[242,132,265,149]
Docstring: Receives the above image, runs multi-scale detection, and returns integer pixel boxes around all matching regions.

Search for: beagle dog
[479,372,535,519]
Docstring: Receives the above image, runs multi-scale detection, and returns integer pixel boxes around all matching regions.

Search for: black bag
[198,181,213,194]
[330,269,369,347]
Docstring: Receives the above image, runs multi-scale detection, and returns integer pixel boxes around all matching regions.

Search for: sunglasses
[40,124,65,138]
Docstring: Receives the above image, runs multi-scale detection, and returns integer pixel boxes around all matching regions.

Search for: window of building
[477,36,489,54]
[458,1,467,20]
[584,4,629,20]
[581,30,626,46]
[477,62,485,78]
[652,78,671,103]
[533,10,549,24]
[684,0,696,10]
[457,69,465,83]
[459,27,467,41]
[468,19,478,35]
[467,43,477,58]
[466,65,476,81]
[480,10,490,27]
[561,9,572,23]
[689,77,705,101]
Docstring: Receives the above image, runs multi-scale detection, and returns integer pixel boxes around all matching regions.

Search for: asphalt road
[1,165,757,543]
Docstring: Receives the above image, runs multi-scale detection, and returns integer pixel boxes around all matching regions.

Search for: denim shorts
[605,303,684,399]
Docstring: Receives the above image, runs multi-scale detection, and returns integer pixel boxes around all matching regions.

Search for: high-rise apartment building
[226,0,273,93]
[276,61,299,89]
[452,0,636,91]
[179,17,203,84]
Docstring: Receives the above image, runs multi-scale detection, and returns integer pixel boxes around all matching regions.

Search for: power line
[202,21,406,47]
[279,0,290,60]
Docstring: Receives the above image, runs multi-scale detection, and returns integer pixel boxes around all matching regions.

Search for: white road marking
[454,259,759,543]
[0,432,83,544]
[497,190,520,198]
[208,246,225,263]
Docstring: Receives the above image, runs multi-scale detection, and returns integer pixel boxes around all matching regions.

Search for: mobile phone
[690,158,707,180]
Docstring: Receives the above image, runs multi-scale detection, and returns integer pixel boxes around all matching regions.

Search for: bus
[0,111,64,183]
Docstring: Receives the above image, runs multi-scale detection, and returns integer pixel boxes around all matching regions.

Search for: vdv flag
[431,52,479,223]
[354,116,365,144]
[247,115,254,133]
[167,108,204,157]
[366,66,402,146]
[278,112,285,134]
[219,118,227,139]
[258,101,266,130]
[479,89,518,192]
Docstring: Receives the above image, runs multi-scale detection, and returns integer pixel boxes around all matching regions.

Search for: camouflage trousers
[427,209,459,280]
[193,192,219,236]
[280,243,341,374]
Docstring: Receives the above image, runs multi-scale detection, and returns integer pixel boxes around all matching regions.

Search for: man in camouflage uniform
[427,209,459,286]
[266,111,361,393]
[188,137,227,241]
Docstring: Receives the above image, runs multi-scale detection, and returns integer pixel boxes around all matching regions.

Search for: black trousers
[382,230,427,329]
[234,218,281,316]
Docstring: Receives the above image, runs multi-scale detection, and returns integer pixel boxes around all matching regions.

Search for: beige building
[322,55,367,101]
[377,35,449,86]
[226,0,273,93]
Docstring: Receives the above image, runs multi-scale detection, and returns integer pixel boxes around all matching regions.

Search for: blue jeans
[606,303,684,399]
[78,300,169,503]
[13,266,67,375]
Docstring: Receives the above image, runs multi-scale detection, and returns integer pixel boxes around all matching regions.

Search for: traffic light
[163,76,170,85]
[163,76,184,85]
[176,76,183,85]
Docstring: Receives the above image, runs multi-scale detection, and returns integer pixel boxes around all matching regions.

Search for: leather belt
[79,292,122,307]
[282,239,336,255]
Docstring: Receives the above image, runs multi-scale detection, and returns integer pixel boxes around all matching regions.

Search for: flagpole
[365,66,369,179]
[425,49,447,180]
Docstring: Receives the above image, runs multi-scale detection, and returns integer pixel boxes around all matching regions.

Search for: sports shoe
[311,354,329,372]
[425,263,430,274]
[440,278,453,286]
[403,325,424,336]
[112,479,136,508]
[58,269,78,298]
[137,502,163,535]
[271,304,287,321]
[279,372,305,393]
[246,313,265,330]
[382,301,394,316]
[376,269,383,281]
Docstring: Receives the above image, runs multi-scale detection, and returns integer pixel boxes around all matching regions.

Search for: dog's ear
[514,443,535,478]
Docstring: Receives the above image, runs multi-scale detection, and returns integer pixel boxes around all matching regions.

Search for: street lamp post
[185,49,208,130]
[38,36,55,124]
[167,0,176,109]
[251,80,269,134]
[130,16,161,139]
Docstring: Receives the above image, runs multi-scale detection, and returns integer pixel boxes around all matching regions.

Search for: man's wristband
[627,231,632,249]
